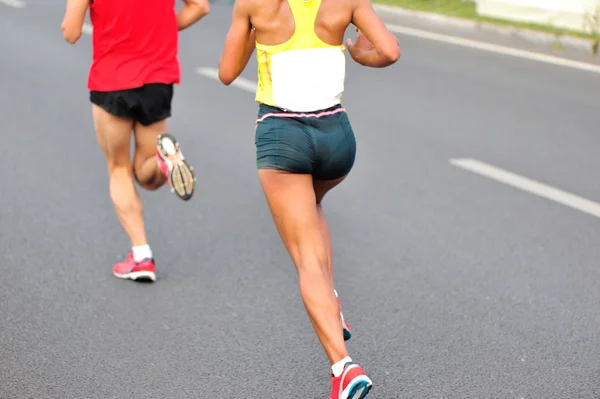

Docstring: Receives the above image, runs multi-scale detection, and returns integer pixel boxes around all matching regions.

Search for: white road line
[450,158,600,219]
[82,23,93,35]
[386,24,600,75]
[0,0,25,8]
[195,67,256,93]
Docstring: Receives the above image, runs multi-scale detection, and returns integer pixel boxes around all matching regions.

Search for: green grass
[373,0,600,44]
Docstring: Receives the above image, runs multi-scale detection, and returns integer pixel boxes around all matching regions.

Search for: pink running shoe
[112,252,156,282]
[156,133,196,201]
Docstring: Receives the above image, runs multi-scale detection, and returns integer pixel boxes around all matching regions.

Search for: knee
[295,244,329,274]
[297,261,332,294]
[106,165,142,210]
[108,162,133,179]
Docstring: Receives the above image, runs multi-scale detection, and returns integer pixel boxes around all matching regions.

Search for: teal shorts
[254,104,356,181]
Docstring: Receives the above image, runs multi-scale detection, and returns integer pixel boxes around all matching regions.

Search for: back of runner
[61,0,209,282]
[218,0,399,397]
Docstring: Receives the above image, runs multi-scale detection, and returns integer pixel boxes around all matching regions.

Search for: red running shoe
[112,252,156,282]
[330,362,373,399]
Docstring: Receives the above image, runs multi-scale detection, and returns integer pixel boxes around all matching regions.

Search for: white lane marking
[195,67,256,93]
[386,24,600,75]
[82,23,93,35]
[0,0,25,8]
[450,158,600,219]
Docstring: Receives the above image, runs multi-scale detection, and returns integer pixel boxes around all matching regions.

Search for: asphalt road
[2,2,600,398]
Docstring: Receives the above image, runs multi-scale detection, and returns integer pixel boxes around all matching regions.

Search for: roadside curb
[373,4,599,57]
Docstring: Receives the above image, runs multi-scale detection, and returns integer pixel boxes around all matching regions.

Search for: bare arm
[240,27,257,74]
[61,0,89,44]
[347,0,400,67]
[177,0,210,31]
[218,0,255,86]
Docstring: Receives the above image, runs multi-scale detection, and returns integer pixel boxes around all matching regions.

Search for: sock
[132,244,153,262]
[332,356,352,377]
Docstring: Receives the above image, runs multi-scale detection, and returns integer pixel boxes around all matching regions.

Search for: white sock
[332,356,352,377]
[132,244,153,262]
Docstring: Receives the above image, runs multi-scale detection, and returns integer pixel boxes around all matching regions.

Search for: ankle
[331,356,352,377]
[132,244,153,262]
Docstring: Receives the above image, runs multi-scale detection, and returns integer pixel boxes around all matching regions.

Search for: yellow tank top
[255,0,346,112]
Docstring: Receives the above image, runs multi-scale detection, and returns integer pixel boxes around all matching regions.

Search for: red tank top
[88,0,180,92]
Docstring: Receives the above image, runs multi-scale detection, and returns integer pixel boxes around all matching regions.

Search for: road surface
[1,1,600,398]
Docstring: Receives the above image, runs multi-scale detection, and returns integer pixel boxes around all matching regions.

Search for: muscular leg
[259,169,348,365]
[93,104,147,247]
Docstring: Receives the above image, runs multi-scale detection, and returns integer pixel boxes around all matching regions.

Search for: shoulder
[348,0,378,24]
[233,0,257,15]
[235,0,279,19]
[344,0,365,11]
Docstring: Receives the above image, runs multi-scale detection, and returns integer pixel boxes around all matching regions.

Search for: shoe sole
[346,380,372,399]
[339,300,352,341]
[113,271,156,282]
[157,133,196,201]
[343,328,352,341]
[342,313,352,341]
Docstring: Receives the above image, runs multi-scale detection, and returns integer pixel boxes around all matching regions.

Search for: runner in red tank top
[61,0,209,282]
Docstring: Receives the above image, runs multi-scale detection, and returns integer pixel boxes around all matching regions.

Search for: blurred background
[375,0,600,39]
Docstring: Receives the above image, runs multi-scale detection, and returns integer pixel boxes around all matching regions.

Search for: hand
[346,28,374,56]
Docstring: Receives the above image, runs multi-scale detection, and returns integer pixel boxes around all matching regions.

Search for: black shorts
[255,103,356,181]
[90,83,174,126]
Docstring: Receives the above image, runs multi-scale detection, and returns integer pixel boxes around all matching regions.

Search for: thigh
[258,170,326,266]
[134,84,174,127]
[255,115,314,174]
[313,111,356,181]
[92,104,134,168]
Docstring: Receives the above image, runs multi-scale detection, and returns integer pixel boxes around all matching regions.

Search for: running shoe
[330,362,373,399]
[156,133,196,201]
[112,252,156,282]
[335,290,352,341]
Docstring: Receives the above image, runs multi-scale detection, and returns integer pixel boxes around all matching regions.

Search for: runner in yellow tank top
[218,0,399,397]
[254,0,346,111]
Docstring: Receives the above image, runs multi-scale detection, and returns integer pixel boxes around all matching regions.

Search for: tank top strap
[287,0,323,34]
